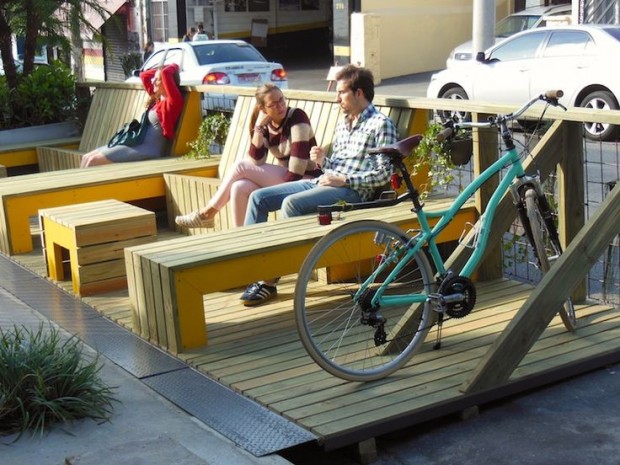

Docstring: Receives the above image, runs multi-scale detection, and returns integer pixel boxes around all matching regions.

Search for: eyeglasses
[265,97,286,109]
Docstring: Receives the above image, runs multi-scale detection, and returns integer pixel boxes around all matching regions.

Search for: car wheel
[438,87,471,123]
[581,90,619,141]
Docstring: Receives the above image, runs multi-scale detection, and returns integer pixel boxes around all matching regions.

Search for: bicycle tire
[294,220,436,382]
[524,189,577,331]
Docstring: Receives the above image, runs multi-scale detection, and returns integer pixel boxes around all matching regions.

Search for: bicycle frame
[363,141,532,310]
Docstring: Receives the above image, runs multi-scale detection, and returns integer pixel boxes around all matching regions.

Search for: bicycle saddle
[367,134,423,160]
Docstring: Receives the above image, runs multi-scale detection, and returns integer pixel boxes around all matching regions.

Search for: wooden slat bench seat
[125,197,478,353]
[40,199,157,296]
[36,83,202,171]
[164,89,429,233]
[0,157,220,256]
[0,136,80,170]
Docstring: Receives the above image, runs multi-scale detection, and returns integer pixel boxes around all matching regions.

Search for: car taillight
[271,69,287,81]
[203,72,230,85]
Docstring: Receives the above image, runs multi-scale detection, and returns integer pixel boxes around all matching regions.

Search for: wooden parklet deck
[14,229,620,452]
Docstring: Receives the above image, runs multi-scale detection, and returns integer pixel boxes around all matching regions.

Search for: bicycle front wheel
[524,189,577,331]
[294,220,436,382]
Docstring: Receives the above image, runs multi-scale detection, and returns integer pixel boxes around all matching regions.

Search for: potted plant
[185,111,231,159]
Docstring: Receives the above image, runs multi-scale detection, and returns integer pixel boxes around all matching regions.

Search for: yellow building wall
[356,0,512,81]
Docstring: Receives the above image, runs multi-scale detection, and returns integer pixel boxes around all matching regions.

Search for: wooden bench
[0,124,81,172]
[0,157,220,256]
[39,199,157,296]
[164,89,429,233]
[125,198,478,353]
[36,83,202,171]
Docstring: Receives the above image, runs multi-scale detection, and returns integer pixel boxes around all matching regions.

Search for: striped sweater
[249,107,320,182]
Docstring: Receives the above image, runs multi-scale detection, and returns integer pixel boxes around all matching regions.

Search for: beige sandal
[175,211,215,229]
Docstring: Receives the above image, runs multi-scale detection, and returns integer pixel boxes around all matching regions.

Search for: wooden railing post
[473,111,503,281]
[558,121,586,301]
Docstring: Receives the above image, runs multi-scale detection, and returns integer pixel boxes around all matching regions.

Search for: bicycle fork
[511,175,562,267]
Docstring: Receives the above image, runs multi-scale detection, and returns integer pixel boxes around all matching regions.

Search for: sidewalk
[0,286,292,465]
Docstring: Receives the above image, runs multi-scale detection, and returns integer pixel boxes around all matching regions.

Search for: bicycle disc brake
[438,275,477,319]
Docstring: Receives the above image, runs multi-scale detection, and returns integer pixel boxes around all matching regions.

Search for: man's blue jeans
[244,180,362,225]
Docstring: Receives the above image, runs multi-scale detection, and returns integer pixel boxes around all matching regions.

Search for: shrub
[119,52,143,78]
[4,61,78,129]
[0,324,117,440]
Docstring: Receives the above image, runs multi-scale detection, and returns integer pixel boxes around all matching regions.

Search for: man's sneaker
[240,282,277,306]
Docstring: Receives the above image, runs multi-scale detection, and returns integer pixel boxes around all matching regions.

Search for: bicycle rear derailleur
[428,273,477,319]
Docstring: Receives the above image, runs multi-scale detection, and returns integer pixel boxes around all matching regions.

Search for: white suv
[447,5,572,66]
[127,40,288,110]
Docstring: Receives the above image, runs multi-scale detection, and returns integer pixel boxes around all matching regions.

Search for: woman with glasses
[175,83,321,229]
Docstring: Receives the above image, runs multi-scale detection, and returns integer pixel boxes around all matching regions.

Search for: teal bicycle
[294,91,576,382]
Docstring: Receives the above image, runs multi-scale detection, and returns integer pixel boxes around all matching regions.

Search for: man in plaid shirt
[240,64,399,306]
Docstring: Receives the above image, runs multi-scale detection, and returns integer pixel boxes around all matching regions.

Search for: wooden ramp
[14,246,620,452]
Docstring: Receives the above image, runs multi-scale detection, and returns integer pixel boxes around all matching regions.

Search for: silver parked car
[428,25,620,141]
[447,4,572,66]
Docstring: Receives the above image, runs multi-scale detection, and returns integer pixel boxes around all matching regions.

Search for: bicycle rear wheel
[524,189,577,331]
[294,220,436,382]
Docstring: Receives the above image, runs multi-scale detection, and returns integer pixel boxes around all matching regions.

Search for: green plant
[119,52,143,78]
[0,324,117,440]
[185,111,231,159]
[5,60,78,128]
[413,122,471,197]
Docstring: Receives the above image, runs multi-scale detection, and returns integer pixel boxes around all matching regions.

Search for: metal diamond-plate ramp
[143,368,317,456]
[0,255,184,378]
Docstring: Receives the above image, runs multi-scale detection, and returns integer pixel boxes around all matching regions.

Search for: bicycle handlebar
[437,89,566,141]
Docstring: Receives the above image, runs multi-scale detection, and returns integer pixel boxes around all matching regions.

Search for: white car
[127,40,288,110]
[427,25,620,141]
[447,4,572,66]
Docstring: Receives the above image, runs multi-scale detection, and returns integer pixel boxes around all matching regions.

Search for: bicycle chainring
[438,276,477,319]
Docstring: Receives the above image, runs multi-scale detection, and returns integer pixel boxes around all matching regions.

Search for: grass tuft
[0,324,118,439]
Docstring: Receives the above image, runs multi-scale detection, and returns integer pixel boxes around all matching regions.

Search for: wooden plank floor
[14,226,620,451]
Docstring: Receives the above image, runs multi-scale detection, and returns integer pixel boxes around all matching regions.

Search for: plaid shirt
[322,103,398,200]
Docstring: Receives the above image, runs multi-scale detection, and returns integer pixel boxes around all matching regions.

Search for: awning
[86,0,127,31]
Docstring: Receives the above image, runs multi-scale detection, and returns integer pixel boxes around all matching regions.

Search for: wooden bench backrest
[78,86,146,152]
[36,86,202,172]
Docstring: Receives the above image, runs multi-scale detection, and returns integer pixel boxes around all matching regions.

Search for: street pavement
[3,58,620,465]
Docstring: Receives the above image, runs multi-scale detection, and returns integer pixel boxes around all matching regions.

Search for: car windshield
[496,15,540,37]
[192,43,266,65]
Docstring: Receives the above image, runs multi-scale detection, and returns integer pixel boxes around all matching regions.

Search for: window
[490,31,546,62]
[151,0,169,42]
[543,31,592,58]
[225,0,270,12]
[193,43,266,65]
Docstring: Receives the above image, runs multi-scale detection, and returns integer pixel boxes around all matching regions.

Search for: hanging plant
[413,122,472,197]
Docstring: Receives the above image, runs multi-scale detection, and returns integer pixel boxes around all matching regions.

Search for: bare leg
[189,159,289,224]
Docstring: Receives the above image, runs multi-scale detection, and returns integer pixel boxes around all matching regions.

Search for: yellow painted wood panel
[0,158,218,254]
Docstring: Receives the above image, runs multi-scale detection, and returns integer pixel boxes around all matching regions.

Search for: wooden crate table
[39,199,157,296]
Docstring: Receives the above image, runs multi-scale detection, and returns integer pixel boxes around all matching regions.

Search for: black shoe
[240,282,277,306]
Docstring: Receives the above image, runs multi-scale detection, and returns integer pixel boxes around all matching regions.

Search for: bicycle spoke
[294,220,436,382]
